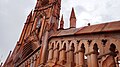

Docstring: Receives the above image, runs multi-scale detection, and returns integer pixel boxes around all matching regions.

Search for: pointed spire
[26,10,33,24]
[60,14,64,23]
[28,10,33,17]
[70,7,76,20]
[60,14,64,29]
[70,7,76,28]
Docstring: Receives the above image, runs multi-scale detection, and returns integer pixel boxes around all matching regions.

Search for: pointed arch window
[36,18,42,33]
[36,18,41,29]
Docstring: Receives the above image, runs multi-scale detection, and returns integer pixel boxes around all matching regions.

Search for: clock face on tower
[41,0,49,6]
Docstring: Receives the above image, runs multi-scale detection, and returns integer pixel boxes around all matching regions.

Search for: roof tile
[102,21,120,32]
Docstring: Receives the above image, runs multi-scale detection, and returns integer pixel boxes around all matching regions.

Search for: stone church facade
[3,0,120,67]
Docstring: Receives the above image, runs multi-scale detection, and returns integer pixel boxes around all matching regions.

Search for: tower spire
[60,14,64,29]
[70,7,76,19]
[70,7,76,28]
[29,10,32,17]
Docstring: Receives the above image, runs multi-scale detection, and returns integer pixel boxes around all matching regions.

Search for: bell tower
[30,0,62,66]
[32,0,61,33]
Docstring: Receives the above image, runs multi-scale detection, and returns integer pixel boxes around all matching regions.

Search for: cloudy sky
[0,0,120,63]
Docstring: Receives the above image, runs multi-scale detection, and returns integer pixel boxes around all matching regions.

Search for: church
[3,0,120,67]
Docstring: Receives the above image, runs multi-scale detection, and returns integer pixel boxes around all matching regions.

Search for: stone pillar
[66,50,69,65]
[59,46,66,65]
[28,59,31,67]
[30,58,33,67]
[67,44,74,67]
[91,53,99,67]
[53,46,59,62]
[68,50,74,67]
[25,61,28,67]
[40,31,49,66]
[78,45,85,67]
[91,43,99,67]
[74,52,79,66]
[34,54,39,67]
[22,63,25,67]
[48,44,54,61]
[87,55,91,67]
[33,56,36,67]
[35,54,39,67]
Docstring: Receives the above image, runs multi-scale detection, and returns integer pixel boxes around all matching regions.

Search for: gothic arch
[69,40,77,52]
[78,42,85,51]
[89,40,99,53]
[55,40,61,50]
[50,41,55,49]
[78,40,88,53]
[93,43,99,52]
[61,40,68,51]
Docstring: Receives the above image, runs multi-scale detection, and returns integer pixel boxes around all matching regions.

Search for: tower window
[36,19,41,29]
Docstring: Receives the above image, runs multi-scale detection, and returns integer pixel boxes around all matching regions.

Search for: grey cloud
[0,0,36,63]
[75,5,86,15]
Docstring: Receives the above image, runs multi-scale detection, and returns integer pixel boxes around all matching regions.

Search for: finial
[29,10,33,16]
[27,10,32,18]
[70,7,76,20]
[61,14,64,23]
[70,7,76,28]
[26,10,33,24]
[88,23,90,26]
[60,14,64,29]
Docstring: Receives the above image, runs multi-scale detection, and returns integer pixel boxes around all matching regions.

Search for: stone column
[48,45,53,61]
[40,31,49,65]
[66,50,69,65]
[87,40,92,67]
[33,56,36,67]
[78,45,85,67]
[74,52,79,66]
[28,59,31,67]
[91,43,99,67]
[25,61,28,67]
[87,55,91,67]
[35,54,39,67]
[53,46,59,62]
[67,44,74,67]
[59,46,66,65]
[23,63,25,67]
[68,50,74,67]
[30,58,33,67]
[91,53,99,67]
[34,54,38,67]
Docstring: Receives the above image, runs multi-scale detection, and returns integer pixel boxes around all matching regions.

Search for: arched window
[52,43,54,49]
[63,43,66,50]
[57,43,59,49]
[36,18,41,28]
[81,43,85,53]
[109,43,116,52]
[71,43,75,52]
[93,43,98,52]
[93,43,99,55]
[36,18,42,33]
